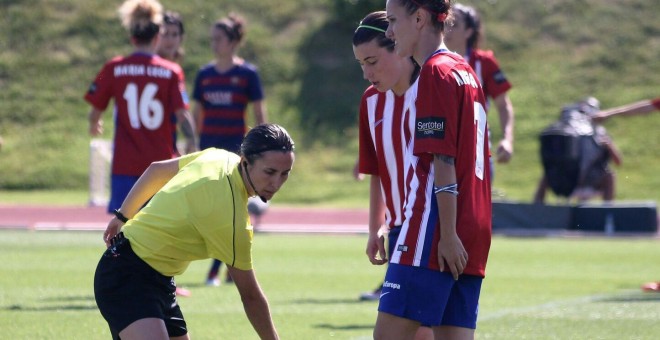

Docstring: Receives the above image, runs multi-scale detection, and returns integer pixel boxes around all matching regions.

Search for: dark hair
[452,3,481,50]
[353,11,394,52]
[214,13,246,43]
[353,11,421,86]
[162,11,185,62]
[396,0,452,32]
[164,11,184,35]
[241,124,295,163]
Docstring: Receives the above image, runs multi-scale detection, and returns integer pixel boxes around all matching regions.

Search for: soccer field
[1,230,659,339]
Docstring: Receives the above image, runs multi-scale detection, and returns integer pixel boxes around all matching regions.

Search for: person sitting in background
[591,97,660,123]
[533,97,622,204]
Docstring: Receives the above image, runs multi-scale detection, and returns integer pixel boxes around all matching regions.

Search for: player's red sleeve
[476,50,512,100]
[84,63,114,111]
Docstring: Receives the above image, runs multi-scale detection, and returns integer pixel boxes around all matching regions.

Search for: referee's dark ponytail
[240,124,295,164]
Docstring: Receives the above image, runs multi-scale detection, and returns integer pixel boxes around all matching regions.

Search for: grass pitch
[0,230,659,339]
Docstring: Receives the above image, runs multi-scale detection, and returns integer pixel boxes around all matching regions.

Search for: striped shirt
[358,80,418,227]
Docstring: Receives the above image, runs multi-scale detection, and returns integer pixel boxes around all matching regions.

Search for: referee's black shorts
[93,233,187,339]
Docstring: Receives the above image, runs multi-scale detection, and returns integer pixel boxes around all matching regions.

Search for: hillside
[0,0,658,206]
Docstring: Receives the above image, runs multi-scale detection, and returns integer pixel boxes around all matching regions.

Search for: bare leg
[602,172,615,201]
[118,318,175,340]
[374,312,420,340]
[414,326,434,340]
[433,325,475,340]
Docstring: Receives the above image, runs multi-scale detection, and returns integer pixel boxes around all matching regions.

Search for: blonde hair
[118,0,163,43]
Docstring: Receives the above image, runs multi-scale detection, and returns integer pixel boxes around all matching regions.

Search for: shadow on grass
[5,304,97,311]
[291,298,366,304]
[314,323,374,331]
[597,292,660,303]
[42,295,95,302]
[3,295,98,312]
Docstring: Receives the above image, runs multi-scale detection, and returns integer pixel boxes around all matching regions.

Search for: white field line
[478,291,637,322]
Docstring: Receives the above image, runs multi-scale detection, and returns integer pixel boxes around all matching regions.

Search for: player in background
[157,11,185,64]
[155,9,195,298]
[94,123,293,340]
[591,97,660,123]
[85,0,196,215]
[444,3,514,168]
[378,1,492,339]
[156,10,197,155]
[191,13,268,287]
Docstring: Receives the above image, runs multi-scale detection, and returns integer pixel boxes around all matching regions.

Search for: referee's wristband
[113,209,129,223]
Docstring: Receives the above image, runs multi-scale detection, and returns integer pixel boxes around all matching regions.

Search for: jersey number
[474,102,487,180]
[123,82,164,130]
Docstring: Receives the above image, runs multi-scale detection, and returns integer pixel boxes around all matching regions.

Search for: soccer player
[84,0,196,215]
[444,3,515,166]
[94,123,293,340]
[377,1,492,339]
[353,11,420,299]
[191,14,269,286]
[192,13,267,153]
[156,11,185,64]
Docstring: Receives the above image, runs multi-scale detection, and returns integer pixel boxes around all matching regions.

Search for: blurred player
[154,10,194,297]
[444,2,515,168]
[378,1,492,339]
[191,13,268,286]
[84,0,196,216]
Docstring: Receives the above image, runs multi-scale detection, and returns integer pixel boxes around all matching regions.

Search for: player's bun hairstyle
[214,13,246,44]
[398,0,453,31]
[452,3,482,50]
[118,0,163,45]
[241,124,295,163]
[353,11,394,52]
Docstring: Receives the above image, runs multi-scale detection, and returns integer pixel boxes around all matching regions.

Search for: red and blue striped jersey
[193,62,264,152]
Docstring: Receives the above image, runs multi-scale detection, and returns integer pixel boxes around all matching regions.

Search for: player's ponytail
[214,13,246,44]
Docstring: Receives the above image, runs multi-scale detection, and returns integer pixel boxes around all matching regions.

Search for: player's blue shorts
[108,174,139,213]
[378,263,483,328]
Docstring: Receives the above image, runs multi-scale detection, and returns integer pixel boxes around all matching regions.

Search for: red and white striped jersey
[391,50,492,277]
[358,79,418,227]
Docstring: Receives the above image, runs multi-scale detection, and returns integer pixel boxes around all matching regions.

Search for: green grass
[1,230,659,339]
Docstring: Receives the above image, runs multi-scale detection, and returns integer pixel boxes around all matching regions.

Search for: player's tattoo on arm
[434,154,455,165]
[180,118,195,139]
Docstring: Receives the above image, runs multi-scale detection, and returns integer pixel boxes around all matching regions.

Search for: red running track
[0,204,369,234]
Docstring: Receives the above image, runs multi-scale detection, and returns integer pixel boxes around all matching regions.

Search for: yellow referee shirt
[123,148,253,276]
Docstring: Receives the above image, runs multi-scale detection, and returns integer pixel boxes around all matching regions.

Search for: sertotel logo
[417,120,444,132]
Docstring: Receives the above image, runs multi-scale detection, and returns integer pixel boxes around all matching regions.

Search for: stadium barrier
[493,201,658,234]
